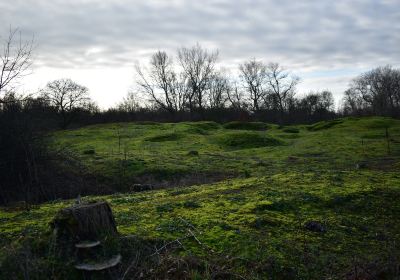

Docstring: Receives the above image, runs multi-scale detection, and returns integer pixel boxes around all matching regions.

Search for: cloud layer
[1,0,399,106]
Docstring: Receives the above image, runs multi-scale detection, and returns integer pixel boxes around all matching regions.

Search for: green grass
[307,119,343,131]
[223,121,268,130]
[1,116,400,279]
[215,131,283,149]
[145,132,182,142]
[282,127,300,133]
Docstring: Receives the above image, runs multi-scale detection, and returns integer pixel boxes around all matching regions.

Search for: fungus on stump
[52,201,117,241]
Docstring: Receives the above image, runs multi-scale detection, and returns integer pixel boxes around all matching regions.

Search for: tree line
[8,44,397,129]
[129,45,335,125]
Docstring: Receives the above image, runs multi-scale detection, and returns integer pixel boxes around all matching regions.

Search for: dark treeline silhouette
[0,93,108,204]
[1,28,399,204]
[341,65,400,118]
[0,94,54,204]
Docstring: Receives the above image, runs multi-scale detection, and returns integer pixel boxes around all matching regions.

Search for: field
[1,117,400,279]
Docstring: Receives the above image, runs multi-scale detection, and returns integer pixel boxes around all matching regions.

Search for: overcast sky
[1,0,399,108]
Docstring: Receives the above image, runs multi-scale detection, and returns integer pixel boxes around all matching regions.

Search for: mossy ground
[1,117,400,279]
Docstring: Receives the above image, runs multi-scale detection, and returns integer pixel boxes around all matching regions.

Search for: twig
[178,216,200,233]
[188,229,202,245]
[149,236,188,257]
[121,252,139,280]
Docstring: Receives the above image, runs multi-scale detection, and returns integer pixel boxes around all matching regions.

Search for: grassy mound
[181,121,220,135]
[307,119,343,131]
[183,126,208,135]
[282,127,299,133]
[223,121,268,130]
[216,132,283,149]
[145,132,181,142]
[189,121,220,130]
[365,117,397,129]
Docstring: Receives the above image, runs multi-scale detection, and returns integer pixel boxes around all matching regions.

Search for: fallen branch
[178,216,201,233]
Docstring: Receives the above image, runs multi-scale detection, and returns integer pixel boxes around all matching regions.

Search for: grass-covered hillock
[215,131,283,149]
[282,127,300,133]
[186,121,221,130]
[145,132,182,142]
[1,116,400,279]
[47,116,400,191]
[223,121,268,130]
[307,119,343,131]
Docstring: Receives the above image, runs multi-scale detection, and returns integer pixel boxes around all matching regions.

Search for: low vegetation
[1,116,400,279]
[307,119,343,131]
[222,121,268,131]
[215,131,283,149]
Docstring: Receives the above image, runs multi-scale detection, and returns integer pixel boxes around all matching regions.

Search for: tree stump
[52,201,118,241]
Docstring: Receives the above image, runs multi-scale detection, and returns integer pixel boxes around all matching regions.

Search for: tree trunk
[52,201,117,241]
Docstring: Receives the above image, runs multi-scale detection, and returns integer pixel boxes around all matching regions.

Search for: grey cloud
[1,0,399,74]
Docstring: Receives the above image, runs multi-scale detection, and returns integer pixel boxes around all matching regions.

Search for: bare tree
[207,72,229,109]
[178,43,218,114]
[226,81,246,110]
[118,91,141,113]
[265,63,300,123]
[239,59,267,112]
[341,88,366,115]
[0,28,33,103]
[320,90,335,111]
[298,90,334,117]
[348,65,400,115]
[136,51,186,116]
[41,79,90,128]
